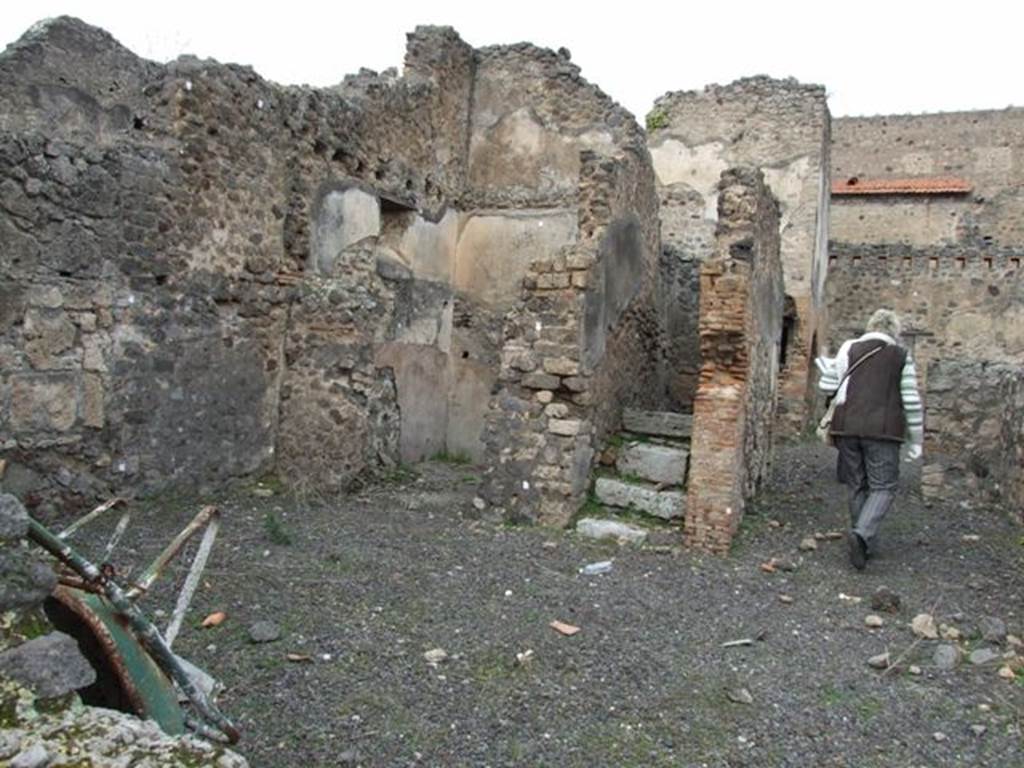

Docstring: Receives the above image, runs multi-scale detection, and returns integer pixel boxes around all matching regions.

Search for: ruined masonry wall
[479,148,663,526]
[648,77,829,430]
[922,360,1024,511]
[999,372,1024,517]
[825,250,1023,373]
[686,168,784,553]
[659,184,715,408]
[0,18,478,508]
[1,17,664,520]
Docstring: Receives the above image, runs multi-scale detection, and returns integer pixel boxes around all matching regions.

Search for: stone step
[616,442,689,487]
[622,408,692,440]
[594,477,685,520]
[575,517,649,545]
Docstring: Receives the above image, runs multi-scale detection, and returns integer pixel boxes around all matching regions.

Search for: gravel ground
[69,443,1023,767]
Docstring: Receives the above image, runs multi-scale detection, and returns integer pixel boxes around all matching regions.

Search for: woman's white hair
[866,309,901,338]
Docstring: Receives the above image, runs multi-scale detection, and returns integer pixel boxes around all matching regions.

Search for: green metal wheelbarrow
[28,501,240,744]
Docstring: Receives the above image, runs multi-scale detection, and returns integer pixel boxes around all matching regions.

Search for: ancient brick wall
[825,249,1023,372]
[686,168,784,553]
[921,360,1024,513]
[648,77,830,431]
[476,63,664,525]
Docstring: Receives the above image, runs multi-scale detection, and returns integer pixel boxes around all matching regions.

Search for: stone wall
[825,249,1023,378]
[476,55,663,525]
[686,168,784,553]
[999,372,1024,516]
[659,183,715,408]
[0,18,614,511]
[0,19,480,508]
[921,360,1024,512]
[648,77,830,430]
[0,18,674,523]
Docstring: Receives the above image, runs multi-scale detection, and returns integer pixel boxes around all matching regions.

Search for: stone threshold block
[622,408,692,440]
[575,517,649,545]
[594,477,685,520]
[615,441,689,486]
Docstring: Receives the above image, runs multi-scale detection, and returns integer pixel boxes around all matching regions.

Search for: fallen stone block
[0,632,96,698]
[575,517,648,545]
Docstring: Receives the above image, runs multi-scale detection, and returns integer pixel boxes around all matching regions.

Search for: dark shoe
[847,530,867,571]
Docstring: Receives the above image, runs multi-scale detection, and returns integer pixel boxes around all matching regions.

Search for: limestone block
[543,357,579,376]
[0,632,96,698]
[0,547,58,612]
[0,493,29,541]
[576,517,648,545]
[522,372,560,390]
[82,373,105,428]
[616,442,689,486]
[10,374,78,433]
[544,403,569,419]
[594,477,685,520]
[548,419,583,437]
[26,286,63,309]
[622,408,692,439]
[82,334,108,372]
[24,309,76,367]
[536,273,570,289]
[503,349,537,372]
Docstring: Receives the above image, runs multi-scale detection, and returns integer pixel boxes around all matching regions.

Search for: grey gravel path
[73,443,1024,767]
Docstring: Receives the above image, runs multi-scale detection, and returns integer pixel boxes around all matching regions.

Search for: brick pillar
[686,168,784,553]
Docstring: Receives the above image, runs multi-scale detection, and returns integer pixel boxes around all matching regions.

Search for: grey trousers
[835,436,901,554]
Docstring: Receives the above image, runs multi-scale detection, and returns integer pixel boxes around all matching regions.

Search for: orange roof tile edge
[832,177,973,196]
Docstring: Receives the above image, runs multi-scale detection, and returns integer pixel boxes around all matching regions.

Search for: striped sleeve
[901,356,924,446]
[817,356,839,394]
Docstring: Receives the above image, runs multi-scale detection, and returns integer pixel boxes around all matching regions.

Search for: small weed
[254,473,287,494]
[820,684,845,707]
[430,450,473,465]
[382,464,419,485]
[262,511,293,546]
[606,433,628,449]
[645,109,669,132]
[580,492,605,517]
[855,696,883,721]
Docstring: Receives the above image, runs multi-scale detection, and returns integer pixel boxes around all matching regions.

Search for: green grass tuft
[263,511,293,546]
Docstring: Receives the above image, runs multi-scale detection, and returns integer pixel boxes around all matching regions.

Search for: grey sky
[2,0,1019,120]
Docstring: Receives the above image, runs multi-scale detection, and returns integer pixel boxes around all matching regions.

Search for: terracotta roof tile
[832,177,973,196]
